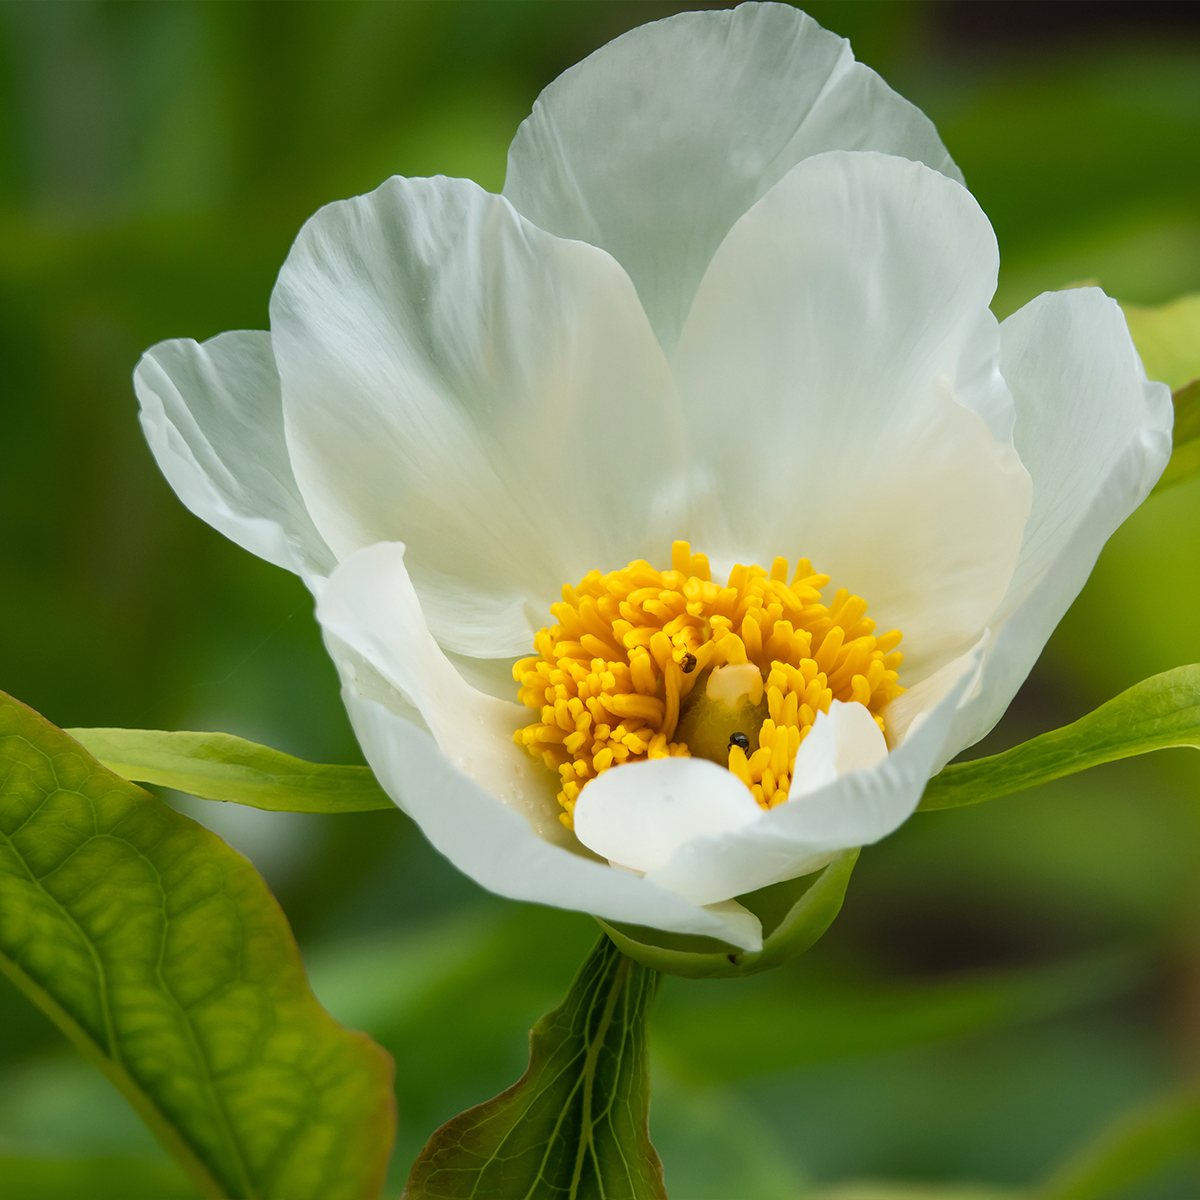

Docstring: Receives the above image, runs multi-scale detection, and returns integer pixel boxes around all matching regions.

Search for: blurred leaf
[0,1155,200,1200]
[0,690,396,1199]
[653,950,1143,1085]
[919,665,1200,811]
[66,727,392,813]
[1153,378,1200,494]
[1122,292,1200,391]
[812,1184,1016,1200]
[404,935,664,1200]
[1037,1088,1200,1199]
[646,1074,806,1200]
[598,850,859,980]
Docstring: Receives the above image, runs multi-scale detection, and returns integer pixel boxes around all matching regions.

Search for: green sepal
[66,726,393,812]
[919,664,1200,812]
[0,690,396,1199]
[404,934,664,1200]
[596,849,859,979]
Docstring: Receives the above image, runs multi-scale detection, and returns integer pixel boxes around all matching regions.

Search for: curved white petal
[313,540,563,843]
[344,695,763,950]
[646,637,987,905]
[504,1,961,353]
[315,545,763,949]
[134,331,335,581]
[574,757,763,873]
[673,151,1031,683]
[790,700,889,799]
[271,174,682,659]
[941,288,1173,761]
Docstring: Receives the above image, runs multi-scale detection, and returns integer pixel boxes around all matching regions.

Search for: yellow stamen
[514,541,905,827]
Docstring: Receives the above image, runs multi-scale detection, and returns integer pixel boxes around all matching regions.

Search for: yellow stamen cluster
[513,541,904,827]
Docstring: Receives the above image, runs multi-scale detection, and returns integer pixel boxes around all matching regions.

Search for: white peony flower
[134,3,1171,953]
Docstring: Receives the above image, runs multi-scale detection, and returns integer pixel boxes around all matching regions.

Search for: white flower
[134,3,1171,953]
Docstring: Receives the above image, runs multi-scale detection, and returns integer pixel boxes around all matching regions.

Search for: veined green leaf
[404,935,664,1200]
[918,665,1200,812]
[66,727,393,813]
[1036,1088,1200,1199]
[598,849,858,979]
[0,690,396,1199]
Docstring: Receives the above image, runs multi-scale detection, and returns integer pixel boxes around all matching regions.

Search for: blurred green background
[2,2,1199,1197]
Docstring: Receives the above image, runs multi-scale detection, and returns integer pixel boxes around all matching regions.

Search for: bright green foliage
[1037,1088,1200,1199]
[919,665,1200,811]
[1123,292,1200,494]
[1154,378,1200,494]
[598,849,858,979]
[66,727,393,813]
[1123,292,1200,391]
[0,690,396,1199]
[405,935,664,1200]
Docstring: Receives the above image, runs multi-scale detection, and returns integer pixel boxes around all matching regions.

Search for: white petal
[941,288,1173,761]
[336,685,764,952]
[573,757,763,873]
[789,700,889,799]
[504,2,961,353]
[672,151,1032,683]
[271,174,682,659]
[313,540,563,843]
[315,541,763,948]
[647,639,986,905]
[134,331,334,580]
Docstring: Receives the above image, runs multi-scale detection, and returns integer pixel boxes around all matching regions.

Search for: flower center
[513,541,904,828]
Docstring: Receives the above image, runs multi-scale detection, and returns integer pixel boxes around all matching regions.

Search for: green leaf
[597,849,859,979]
[0,689,396,1199]
[65,726,393,813]
[810,1184,1017,1200]
[652,950,1143,1085]
[1122,294,1200,492]
[0,1156,200,1200]
[1122,292,1200,392]
[1036,1088,1200,1199]
[918,665,1200,812]
[404,934,664,1200]
[1153,378,1200,494]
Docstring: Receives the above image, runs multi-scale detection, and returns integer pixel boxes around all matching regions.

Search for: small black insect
[728,731,750,752]
[682,652,697,674]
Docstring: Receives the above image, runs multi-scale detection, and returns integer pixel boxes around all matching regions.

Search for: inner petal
[513,540,905,827]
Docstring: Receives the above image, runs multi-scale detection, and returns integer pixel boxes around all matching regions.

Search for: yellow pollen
[513,541,905,828]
